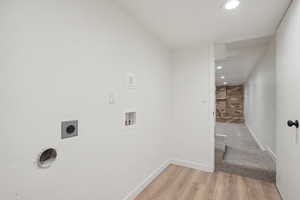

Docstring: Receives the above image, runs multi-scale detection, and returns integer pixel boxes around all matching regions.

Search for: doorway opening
[214,36,276,183]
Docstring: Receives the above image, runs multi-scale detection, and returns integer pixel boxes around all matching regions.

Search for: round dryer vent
[37,148,57,168]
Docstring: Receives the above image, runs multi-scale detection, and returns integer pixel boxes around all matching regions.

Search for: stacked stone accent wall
[216,86,244,123]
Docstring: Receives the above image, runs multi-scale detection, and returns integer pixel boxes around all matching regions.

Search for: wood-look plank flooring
[135,165,281,200]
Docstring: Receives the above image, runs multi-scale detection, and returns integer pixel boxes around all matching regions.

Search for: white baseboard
[122,159,213,200]
[245,123,266,151]
[265,145,277,162]
[215,134,227,137]
[276,183,286,200]
[122,160,171,200]
[170,159,214,173]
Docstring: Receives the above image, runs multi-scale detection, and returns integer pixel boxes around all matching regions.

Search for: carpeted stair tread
[215,123,276,183]
[224,147,275,171]
[217,146,276,183]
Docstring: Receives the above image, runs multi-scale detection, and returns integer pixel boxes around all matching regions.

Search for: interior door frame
[209,44,216,171]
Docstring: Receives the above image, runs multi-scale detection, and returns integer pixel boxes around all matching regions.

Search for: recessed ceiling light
[217,66,223,70]
[220,76,225,79]
[224,82,228,85]
[224,0,240,10]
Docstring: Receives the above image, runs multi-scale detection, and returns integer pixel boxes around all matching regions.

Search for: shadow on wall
[216,85,244,123]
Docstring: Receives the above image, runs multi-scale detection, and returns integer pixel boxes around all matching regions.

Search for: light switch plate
[127,72,136,89]
[108,92,116,104]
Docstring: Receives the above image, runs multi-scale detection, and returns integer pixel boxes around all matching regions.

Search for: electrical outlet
[61,120,78,139]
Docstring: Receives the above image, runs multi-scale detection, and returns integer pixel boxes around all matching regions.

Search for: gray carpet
[215,122,260,151]
[215,122,276,183]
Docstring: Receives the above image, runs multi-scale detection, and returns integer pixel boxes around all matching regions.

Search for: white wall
[0,1,172,199]
[171,46,215,171]
[244,40,276,154]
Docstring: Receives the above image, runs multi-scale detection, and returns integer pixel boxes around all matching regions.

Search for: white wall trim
[276,183,286,200]
[122,160,171,200]
[208,44,216,172]
[245,122,266,151]
[122,159,213,200]
[265,145,277,162]
[170,159,214,172]
[216,134,227,137]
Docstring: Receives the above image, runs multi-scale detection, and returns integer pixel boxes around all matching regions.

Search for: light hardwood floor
[135,165,281,200]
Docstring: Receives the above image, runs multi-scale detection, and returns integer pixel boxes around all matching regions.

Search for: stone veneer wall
[216,85,244,123]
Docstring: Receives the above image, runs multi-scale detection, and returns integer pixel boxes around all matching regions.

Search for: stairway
[215,131,276,183]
